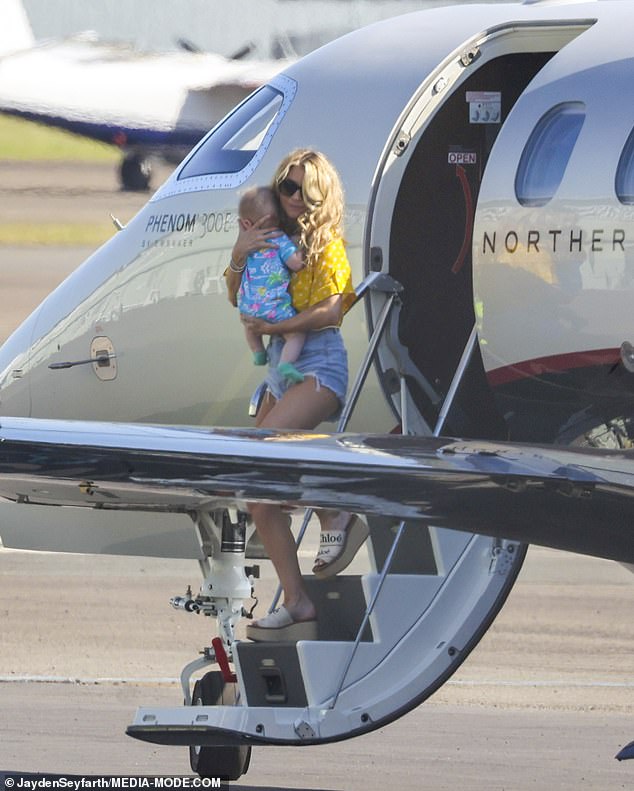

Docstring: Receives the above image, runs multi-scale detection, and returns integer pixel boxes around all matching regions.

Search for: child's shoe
[278,361,304,383]
[253,350,268,365]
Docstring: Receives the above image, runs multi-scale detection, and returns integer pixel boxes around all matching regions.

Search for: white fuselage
[2,1,634,555]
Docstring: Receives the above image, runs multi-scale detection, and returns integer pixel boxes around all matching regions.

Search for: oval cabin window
[515,102,585,207]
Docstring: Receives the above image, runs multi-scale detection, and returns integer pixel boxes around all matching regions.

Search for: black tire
[189,671,252,780]
[119,153,152,192]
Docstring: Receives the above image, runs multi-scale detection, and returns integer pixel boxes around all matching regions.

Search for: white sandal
[246,605,317,642]
[312,515,369,579]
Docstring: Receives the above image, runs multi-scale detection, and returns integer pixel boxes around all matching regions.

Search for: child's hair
[238,185,280,225]
[272,149,345,268]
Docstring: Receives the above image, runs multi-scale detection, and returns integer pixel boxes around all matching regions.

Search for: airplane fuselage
[0,2,634,554]
[2,2,634,778]
[2,2,634,538]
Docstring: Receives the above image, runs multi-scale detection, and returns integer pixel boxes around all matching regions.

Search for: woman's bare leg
[251,378,339,621]
[315,509,352,532]
[249,501,315,621]
[257,377,339,431]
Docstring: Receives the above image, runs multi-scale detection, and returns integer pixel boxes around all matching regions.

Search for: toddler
[236,186,305,383]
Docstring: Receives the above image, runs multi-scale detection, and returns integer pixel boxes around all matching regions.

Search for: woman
[226,149,368,641]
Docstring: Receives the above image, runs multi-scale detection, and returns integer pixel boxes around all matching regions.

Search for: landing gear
[556,413,634,449]
[119,152,152,191]
[189,671,252,780]
[172,509,256,780]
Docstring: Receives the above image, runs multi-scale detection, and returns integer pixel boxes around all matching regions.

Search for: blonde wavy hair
[272,149,345,269]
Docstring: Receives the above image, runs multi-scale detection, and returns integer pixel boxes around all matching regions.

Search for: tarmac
[0,159,633,789]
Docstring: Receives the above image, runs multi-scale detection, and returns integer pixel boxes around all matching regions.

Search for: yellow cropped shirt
[289,237,355,321]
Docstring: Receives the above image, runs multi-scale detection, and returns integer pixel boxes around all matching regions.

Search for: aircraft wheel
[120,153,152,192]
[189,671,252,780]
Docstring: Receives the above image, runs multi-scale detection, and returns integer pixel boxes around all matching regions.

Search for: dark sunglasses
[278,177,303,198]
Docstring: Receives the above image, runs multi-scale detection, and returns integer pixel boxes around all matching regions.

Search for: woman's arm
[225,264,243,308]
[241,294,343,336]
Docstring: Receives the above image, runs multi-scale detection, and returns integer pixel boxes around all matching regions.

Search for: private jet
[1,0,634,780]
[0,0,292,190]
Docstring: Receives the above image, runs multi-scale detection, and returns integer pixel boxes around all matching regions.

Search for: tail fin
[0,0,35,56]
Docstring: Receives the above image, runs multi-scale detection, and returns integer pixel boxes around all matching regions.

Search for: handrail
[337,274,403,432]
[328,519,407,709]
[433,323,477,436]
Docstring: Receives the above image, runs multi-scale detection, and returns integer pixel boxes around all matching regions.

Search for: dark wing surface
[1,416,633,563]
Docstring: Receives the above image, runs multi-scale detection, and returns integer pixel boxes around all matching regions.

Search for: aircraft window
[616,129,634,204]
[515,103,585,207]
[177,79,293,184]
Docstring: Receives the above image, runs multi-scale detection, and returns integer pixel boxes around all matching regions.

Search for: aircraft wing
[0,37,291,142]
[0,416,633,564]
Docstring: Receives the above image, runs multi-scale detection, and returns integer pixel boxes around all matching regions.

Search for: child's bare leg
[243,320,267,365]
[280,332,306,365]
[278,332,306,383]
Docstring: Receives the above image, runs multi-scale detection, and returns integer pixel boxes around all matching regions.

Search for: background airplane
[1,0,634,782]
[0,0,293,190]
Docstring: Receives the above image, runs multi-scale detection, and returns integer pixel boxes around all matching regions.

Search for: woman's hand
[241,314,275,336]
[242,294,343,337]
[233,215,280,262]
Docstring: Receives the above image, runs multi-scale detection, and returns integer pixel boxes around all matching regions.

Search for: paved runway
[1,546,633,789]
[0,160,172,344]
[0,160,633,789]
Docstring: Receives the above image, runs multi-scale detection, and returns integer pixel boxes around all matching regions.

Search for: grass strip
[0,222,115,246]
[0,115,118,162]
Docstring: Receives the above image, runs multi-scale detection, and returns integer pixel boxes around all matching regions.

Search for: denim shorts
[265,328,348,420]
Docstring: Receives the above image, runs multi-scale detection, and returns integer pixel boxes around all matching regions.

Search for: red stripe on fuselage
[487,348,620,387]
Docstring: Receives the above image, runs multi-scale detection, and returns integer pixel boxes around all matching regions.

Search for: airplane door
[287,20,594,743]
[367,22,590,439]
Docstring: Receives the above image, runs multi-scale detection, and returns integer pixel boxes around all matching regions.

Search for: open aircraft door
[329,11,598,762]
[126,20,596,780]
[367,19,592,436]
